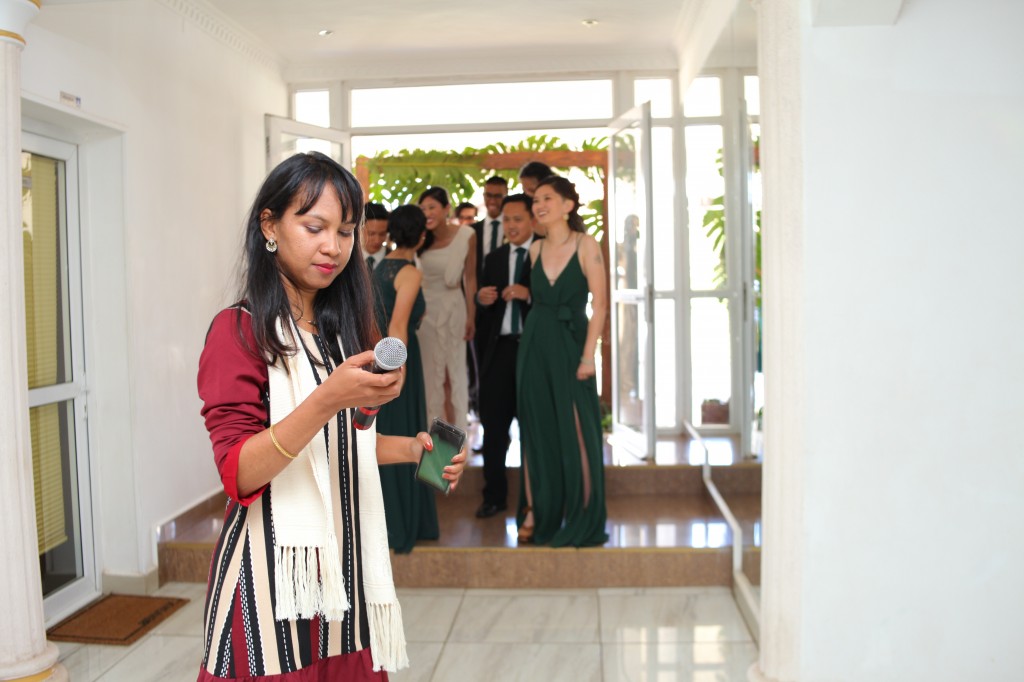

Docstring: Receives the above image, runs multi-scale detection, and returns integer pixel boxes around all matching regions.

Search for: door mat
[47,594,189,646]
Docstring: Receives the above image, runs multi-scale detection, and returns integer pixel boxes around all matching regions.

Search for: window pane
[615,301,645,432]
[611,120,645,292]
[634,78,673,119]
[683,76,721,118]
[21,152,72,389]
[651,126,675,291]
[744,76,760,117]
[351,80,613,128]
[691,297,732,427]
[31,399,83,595]
[685,125,726,290]
[655,298,676,429]
[295,90,330,128]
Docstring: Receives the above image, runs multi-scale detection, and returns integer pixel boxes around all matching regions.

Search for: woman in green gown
[516,176,609,547]
[372,204,438,553]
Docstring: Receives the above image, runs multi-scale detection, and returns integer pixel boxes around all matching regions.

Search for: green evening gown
[516,239,609,547]
[372,258,439,554]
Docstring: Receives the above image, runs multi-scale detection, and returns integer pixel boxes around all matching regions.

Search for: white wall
[20,0,287,579]
[761,0,1024,679]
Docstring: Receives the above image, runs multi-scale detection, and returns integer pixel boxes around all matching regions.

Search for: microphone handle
[353,404,380,431]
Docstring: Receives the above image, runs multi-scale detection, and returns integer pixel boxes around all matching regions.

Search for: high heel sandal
[517,507,534,544]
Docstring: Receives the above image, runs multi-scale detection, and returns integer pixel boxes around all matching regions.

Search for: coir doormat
[47,594,188,645]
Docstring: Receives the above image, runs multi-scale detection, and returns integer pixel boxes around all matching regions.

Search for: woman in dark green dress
[372,205,438,553]
[516,177,609,547]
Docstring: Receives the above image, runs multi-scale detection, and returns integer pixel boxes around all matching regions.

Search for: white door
[266,114,351,172]
[22,132,100,621]
[607,103,655,460]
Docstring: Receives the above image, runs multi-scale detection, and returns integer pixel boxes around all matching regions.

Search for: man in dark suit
[472,176,508,280]
[473,194,535,518]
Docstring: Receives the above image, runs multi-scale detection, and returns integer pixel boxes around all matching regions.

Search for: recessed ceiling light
[317,29,334,37]
[582,19,599,28]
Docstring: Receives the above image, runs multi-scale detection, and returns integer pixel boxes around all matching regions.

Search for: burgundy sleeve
[197,307,269,505]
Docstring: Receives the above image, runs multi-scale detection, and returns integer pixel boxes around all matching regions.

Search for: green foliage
[702,140,761,301]
[361,134,609,240]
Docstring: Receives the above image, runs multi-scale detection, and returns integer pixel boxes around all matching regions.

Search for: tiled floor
[56,583,758,681]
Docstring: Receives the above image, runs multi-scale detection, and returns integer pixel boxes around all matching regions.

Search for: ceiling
[201,0,693,67]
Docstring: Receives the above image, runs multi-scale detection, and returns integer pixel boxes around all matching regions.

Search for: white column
[0,1,68,680]
[748,0,805,681]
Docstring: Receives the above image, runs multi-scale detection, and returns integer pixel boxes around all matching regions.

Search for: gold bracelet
[268,423,298,460]
[580,357,595,365]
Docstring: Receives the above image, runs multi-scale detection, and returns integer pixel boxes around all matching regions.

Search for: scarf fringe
[367,601,409,672]
[273,541,350,621]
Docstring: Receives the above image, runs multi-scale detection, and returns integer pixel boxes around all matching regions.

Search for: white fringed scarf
[266,317,408,672]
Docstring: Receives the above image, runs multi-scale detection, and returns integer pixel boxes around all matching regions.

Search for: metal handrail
[683,420,761,642]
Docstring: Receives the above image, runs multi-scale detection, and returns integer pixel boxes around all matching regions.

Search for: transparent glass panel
[651,126,675,291]
[611,122,646,291]
[294,89,330,128]
[615,301,644,431]
[275,133,342,167]
[744,75,761,117]
[691,297,732,426]
[21,152,72,389]
[685,125,726,290]
[654,298,676,429]
[634,78,673,119]
[683,76,722,118]
[31,400,83,595]
[351,80,613,128]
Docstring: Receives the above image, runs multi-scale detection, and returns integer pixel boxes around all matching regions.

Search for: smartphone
[416,418,466,495]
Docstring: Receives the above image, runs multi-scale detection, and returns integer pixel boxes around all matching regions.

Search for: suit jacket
[472,216,503,279]
[474,242,532,377]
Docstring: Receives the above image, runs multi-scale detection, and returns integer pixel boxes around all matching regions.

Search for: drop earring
[265,238,278,253]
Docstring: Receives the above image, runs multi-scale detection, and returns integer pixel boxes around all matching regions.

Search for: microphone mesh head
[374,337,407,371]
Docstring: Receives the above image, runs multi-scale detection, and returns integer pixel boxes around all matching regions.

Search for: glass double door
[608,103,656,459]
[21,132,98,618]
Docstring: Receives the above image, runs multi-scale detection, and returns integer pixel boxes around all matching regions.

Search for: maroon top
[197,306,268,506]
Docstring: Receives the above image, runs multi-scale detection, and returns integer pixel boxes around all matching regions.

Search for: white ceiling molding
[811,0,904,26]
[155,0,281,73]
[284,49,677,85]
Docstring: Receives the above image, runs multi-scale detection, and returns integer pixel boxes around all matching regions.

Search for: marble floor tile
[448,589,599,643]
[88,583,759,680]
[58,641,136,682]
[95,634,204,682]
[599,587,752,644]
[433,642,602,682]
[397,588,465,642]
[391,642,444,682]
[150,582,208,637]
[603,641,759,682]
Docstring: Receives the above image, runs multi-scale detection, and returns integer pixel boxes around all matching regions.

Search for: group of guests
[368,161,609,550]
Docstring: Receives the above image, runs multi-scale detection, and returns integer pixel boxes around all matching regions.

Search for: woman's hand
[321,349,404,412]
[576,359,596,381]
[463,318,476,341]
[408,432,468,491]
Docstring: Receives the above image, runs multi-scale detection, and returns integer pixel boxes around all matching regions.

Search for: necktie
[366,255,375,269]
[490,219,500,252]
[511,246,526,334]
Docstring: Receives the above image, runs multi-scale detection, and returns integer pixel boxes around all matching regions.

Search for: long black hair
[239,151,378,365]
[536,175,586,233]
[416,186,450,255]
